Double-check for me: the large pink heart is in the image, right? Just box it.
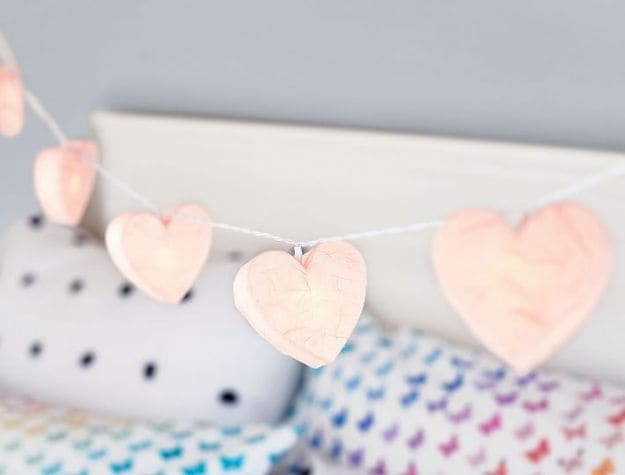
[0,65,24,137]
[432,203,612,373]
[233,241,367,367]
[34,141,98,226]
[106,204,212,303]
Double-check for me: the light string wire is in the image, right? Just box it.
[5,31,625,248]
[0,32,17,66]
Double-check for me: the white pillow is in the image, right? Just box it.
[0,214,302,425]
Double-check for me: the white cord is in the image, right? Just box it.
[0,32,17,66]
[13,51,625,249]
[24,91,68,145]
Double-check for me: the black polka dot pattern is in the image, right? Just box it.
[118,282,135,298]
[181,289,194,303]
[73,232,88,246]
[28,214,44,229]
[79,351,96,368]
[69,279,85,294]
[219,389,239,406]
[227,250,244,262]
[143,362,158,381]
[20,273,36,287]
[29,341,43,358]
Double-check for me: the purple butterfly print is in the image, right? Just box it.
[562,424,586,440]
[514,421,535,441]
[427,397,448,413]
[559,449,584,473]
[482,367,507,381]
[348,449,364,468]
[563,405,584,421]
[522,398,549,413]
[610,394,625,406]
[478,413,502,436]
[516,371,538,387]
[403,463,418,475]
[406,429,425,450]
[381,424,399,443]
[494,391,518,406]
[370,460,387,475]
[475,379,498,391]
[466,447,487,467]
[579,383,603,402]
[450,356,473,370]
[438,434,459,458]
[447,404,472,425]
[537,380,560,392]
[600,430,623,449]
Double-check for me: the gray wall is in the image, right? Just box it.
[2,1,625,229]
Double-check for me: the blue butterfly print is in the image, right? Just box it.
[332,408,348,428]
[400,390,420,408]
[367,386,386,401]
[110,459,133,474]
[345,374,362,391]
[330,439,343,460]
[220,454,245,471]
[160,446,183,460]
[442,373,464,393]
[198,441,221,452]
[424,348,443,365]
[405,372,428,386]
[88,448,108,460]
[129,439,153,452]
[41,462,63,475]
[357,412,375,432]
[376,360,395,377]
[182,462,206,475]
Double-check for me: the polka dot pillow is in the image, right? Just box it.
[0,214,302,425]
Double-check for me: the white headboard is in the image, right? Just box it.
[87,111,625,381]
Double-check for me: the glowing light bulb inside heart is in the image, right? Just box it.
[432,204,612,372]
[155,247,178,270]
[34,141,98,226]
[68,173,82,196]
[105,205,213,303]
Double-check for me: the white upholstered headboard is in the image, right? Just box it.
[87,111,625,381]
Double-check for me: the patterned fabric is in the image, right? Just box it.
[0,395,299,475]
[296,315,625,474]
[0,214,301,425]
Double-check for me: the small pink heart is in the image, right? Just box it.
[0,65,24,137]
[34,140,98,226]
[106,204,212,303]
[233,241,367,367]
[432,203,612,373]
